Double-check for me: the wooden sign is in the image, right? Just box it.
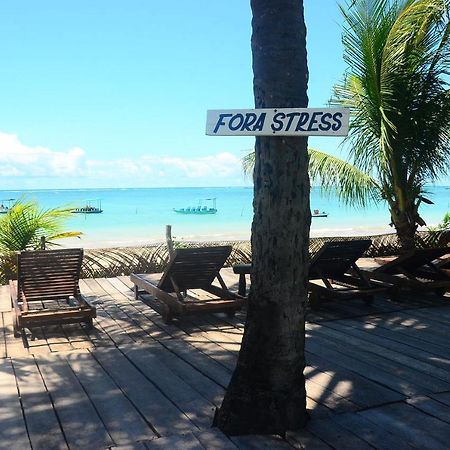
[206,108,349,136]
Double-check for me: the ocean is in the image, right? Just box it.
[1,186,449,248]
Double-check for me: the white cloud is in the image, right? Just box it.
[0,131,245,186]
[0,132,86,177]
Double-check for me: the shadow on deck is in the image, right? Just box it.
[0,268,450,449]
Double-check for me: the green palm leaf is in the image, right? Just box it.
[0,200,82,251]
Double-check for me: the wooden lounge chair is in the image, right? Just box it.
[362,246,450,297]
[308,239,390,308]
[130,246,245,323]
[10,248,96,337]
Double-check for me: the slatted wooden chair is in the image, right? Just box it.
[10,248,96,337]
[130,246,245,323]
[308,239,390,308]
[362,246,450,297]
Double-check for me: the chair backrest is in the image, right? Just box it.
[158,246,232,292]
[377,247,450,274]
[309,239,372,279]
[18,248,83,301]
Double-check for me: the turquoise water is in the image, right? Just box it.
[1,186,449,248]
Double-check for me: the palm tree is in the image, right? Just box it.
[246,0,450,250]
[0,200,82,251]
[325,0,450,249]
[215,0,310,435]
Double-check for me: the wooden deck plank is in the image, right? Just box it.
[157,338,232,389]
[135,340,226,407]
[304,354,404,408]
[308,324,450,393]
[359,315,450,360]
[429,391,450,408]
[88,278,149,342]
[0,358,32,450]
[60,323,94,350]
[120,344,216,430]
[306,416,374,450]
[145,431,204,449]
[65,350,156,445]
[35,352,114,449]
[80,279,137,345]
[328,316,450,368]
[304,377,360,413]
[306,334,426,397]
[103,279,235,394]
[42,325,73,353]
[98,278,174,343]
[286,429,334,449]
[0,284,11,312]
[406,395,450,424]
[329,411,416,450]
[3,311,29,357]
[92,346,197,437]
[310,322,450,388]
[359,402,450,449]
[101,278,193,347]
[12,357,68,450]
[194,429,238,449]
[365,311,450,348]
[0,313,7,358]
[113,277,240,373]
[231,434,293,449]
[4,276,450,448]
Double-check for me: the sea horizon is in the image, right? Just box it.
[1,185,448,248]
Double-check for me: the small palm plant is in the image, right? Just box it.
[0,200,82,251]
[0,199,82,282]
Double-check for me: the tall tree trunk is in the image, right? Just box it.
[215,0,310,435]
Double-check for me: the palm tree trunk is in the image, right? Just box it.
[391,208,418,251]
[215,0,310,435]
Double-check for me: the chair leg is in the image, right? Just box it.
[435,288,448,297]
[309,291,321,310]
[84,317,94,329]
[162,305,173,324]
[134,285,139,300]
[13,316,21,338]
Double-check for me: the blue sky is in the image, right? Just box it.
[0,1,403,188]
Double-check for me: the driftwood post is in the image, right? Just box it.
[165,225,175,259]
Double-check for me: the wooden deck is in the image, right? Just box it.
[1,269,450,449]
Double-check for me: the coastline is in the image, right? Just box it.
[60,222,404,249]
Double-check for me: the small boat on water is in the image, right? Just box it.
[174,198,218,215]
[0,198,15,214]
[312,209,328,218]
[72,199,103,214]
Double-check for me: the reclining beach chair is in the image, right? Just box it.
[10,248,96,337]
[362,247,450,297]
[308,239,390,308]
[130,246,245,323]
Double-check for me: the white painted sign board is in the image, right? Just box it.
[206,108,349,136]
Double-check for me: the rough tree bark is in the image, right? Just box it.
[215,0,310,435]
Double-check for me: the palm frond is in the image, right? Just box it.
[0,199,82,251]
[308,148,381,207]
